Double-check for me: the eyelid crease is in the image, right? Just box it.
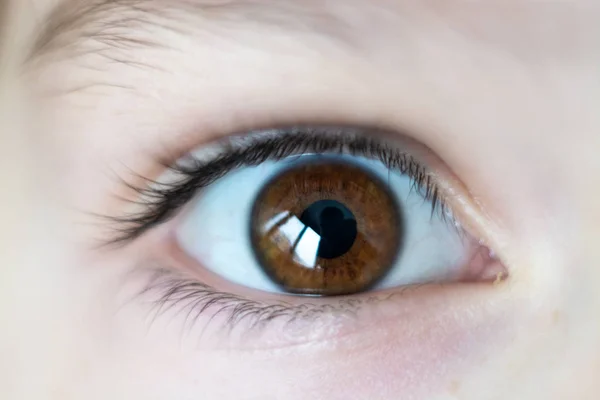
[105,126,452,245]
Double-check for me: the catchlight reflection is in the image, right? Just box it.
[264,212,321,268]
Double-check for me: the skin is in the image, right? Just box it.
[2,0,600,399]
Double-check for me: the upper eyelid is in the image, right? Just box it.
[31,3,512,256]
[105,126,448,244]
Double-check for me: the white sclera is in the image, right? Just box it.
[176,155,468,294]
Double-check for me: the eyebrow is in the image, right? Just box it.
[30,0,349,64]
[28,0,377,91]
[31,0,171,62]
[32,0,588,63]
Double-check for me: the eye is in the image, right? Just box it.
[249,158,401,296]
[167,127,498,297]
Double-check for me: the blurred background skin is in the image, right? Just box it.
[0,2,71,399]
[0,2,45,398]
[1,1,599,400]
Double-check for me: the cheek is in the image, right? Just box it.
[176,311,509,399]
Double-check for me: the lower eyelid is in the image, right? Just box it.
[115,204,509,347]
[125,263,517,400]
[135,267,507,351]
[133,234,507,351]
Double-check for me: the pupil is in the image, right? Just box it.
[299,200,357,259]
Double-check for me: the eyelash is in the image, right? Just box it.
[109,127,450,244]
[137,267,432,336]
[140,268,354,331]
[112,126,460,334]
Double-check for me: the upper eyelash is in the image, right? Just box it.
[107,127,447,244]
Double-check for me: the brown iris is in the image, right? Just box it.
[250,158,402,296]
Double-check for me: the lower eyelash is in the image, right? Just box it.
[139,268,354,332]
[135,267,427,337]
